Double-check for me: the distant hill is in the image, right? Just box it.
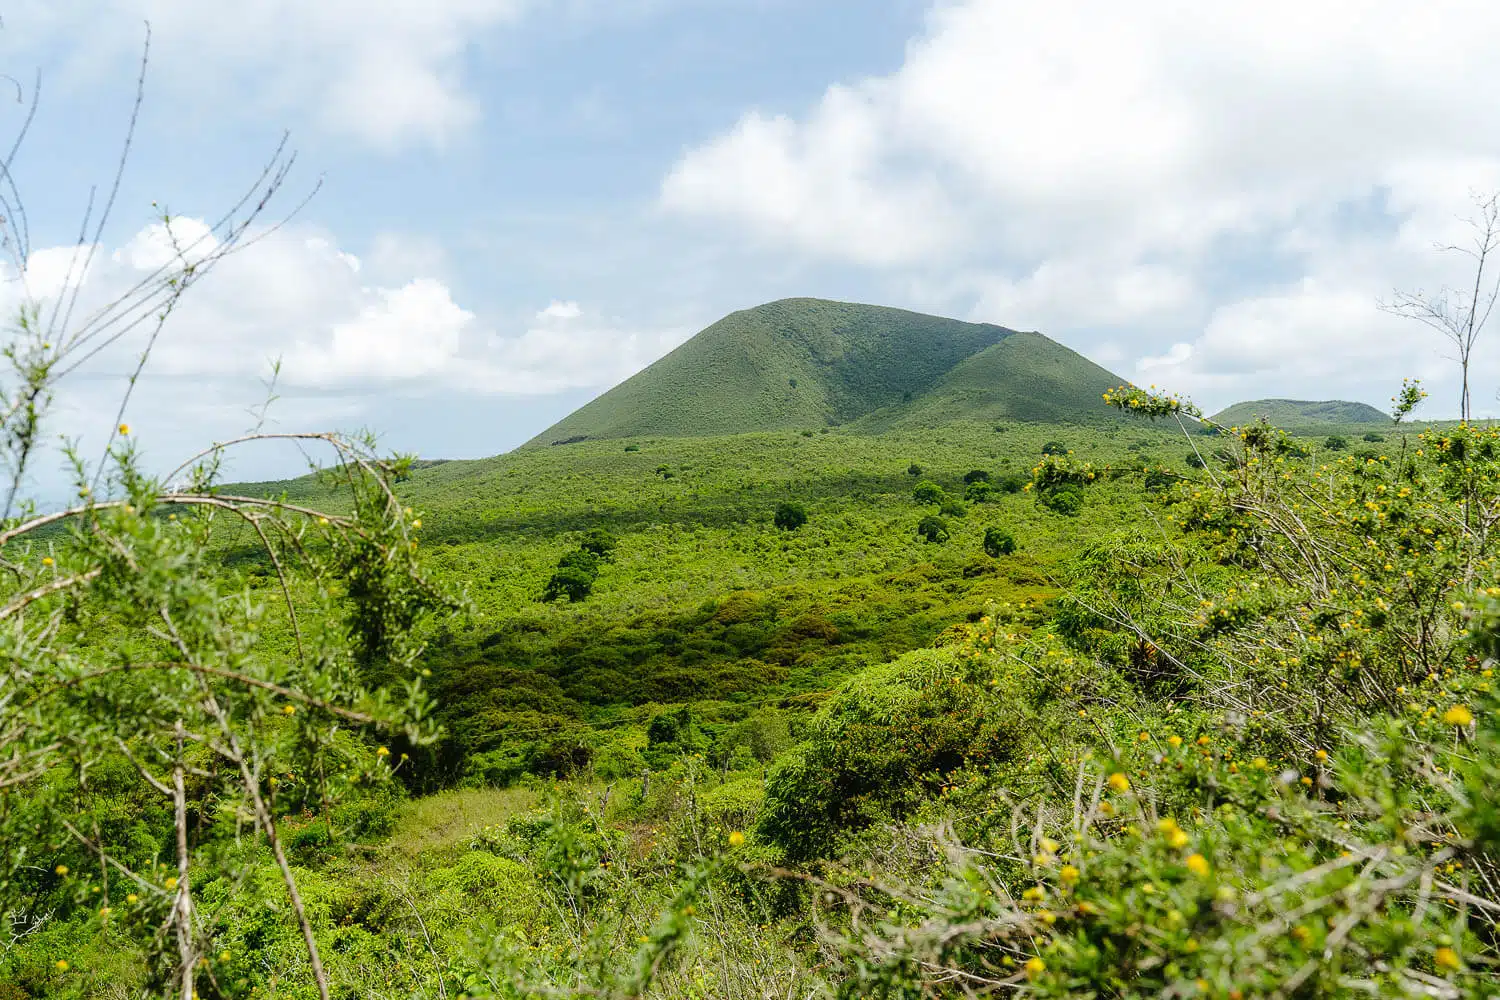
[1210,398,1389,427]
[527,298,1127,445]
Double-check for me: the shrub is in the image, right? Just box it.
[964,480,995,503]
[912,481,946,505]
[997,472,1028,494]
[623,443,639,451]
[1040,485,1082,515]
[982,527,1016,557]
[579,528,617,559]
[1040,441,1068,456]
[542,563,595,603]
[1363,431,1385,442]
[937,497,967,518]
[1324,434,1348,450]
[1185,451,1206,469]
[757,649,1029,860]
[907,463,923,476]
[963,469,990,484]
[773,501,808,531]
[916,515,950,543]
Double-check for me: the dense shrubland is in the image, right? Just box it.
[12,366,1500,998]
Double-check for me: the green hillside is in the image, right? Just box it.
[527,298,1124,445]
[855,331,1129,431]
[1210,397,1389,426]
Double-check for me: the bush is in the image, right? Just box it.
[937,496,967,518]
[1363,431,1385,442]
[916,515,950,543]
[1040,441,1068,456]
[1040,485,1082,515]
[1324,434,1348,450]
[964,480,995,503]
[907,463,923,476]
[997,472,1028,494]
[542,563,595,603]
[757,649,1029,860]
[579,528,617,559]
[963,469,990,484]
[1185,451,1206,469]
[912,481,946,505]
[982,527,1016,557]
[773,501,808,531]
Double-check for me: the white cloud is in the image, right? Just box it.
[538,300,583,321]
[663,0,1500,413]
[7,0,531,149]
[5,219,679,399]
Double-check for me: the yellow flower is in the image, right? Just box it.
[165,877,178,890]
[376,746,390,757]
[1107,772,1131,793]
[1185,853,1210,877]
[1167,828,1190,849]
[1024,957,1046,978]
[41,556,53,566]
[117,423,129,435]
[1058,865,1079,884]
[282,705,296,716]
[1442,705,1474,726]
[1314,749,1328,762]
[727,831,746,848]
[1434,946,1461,971]
[126,893,138,904]
[55,959,68,971]
[1167,735,1183,748]
[54,864,68,876]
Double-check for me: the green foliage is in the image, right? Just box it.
[1210,397,1390,426]
[773,500,808,531]
[1324,433,1349,450]
[758,648,1029,859]
[912,480,945,505]
[983,526,1017,557]
[915,515,950,543]
[963,469,990,484]
[1041,440,1068,456]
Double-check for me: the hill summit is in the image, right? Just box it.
[528,298,1127,445]
[1210,398,1389,427]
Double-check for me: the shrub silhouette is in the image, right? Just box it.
[912,481,945,505]
[1041,440,1068,456]
[982,526,1016,556]
[963,469,990,484]
[773,501,808,531]
[916,515,950,543]
[964,480,995,503]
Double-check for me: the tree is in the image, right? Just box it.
[579,528,617,559]
[912,481,945,505]
[0,31,454,1000]
[1041,441,1068,456]
[1381,191,1500,423]
[916,515,950,543]
[543,563,596,603]
[773,501,807,531]
[964,480,995,503]
[1324,435,1348,451]
[963,469,990,484]
[983,527,1017,557]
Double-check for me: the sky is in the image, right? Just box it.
[4,0,1500,497]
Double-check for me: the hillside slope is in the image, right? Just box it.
[1211,398,1388,426]
[527,299,1123,445]
[855,332,1129,431]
